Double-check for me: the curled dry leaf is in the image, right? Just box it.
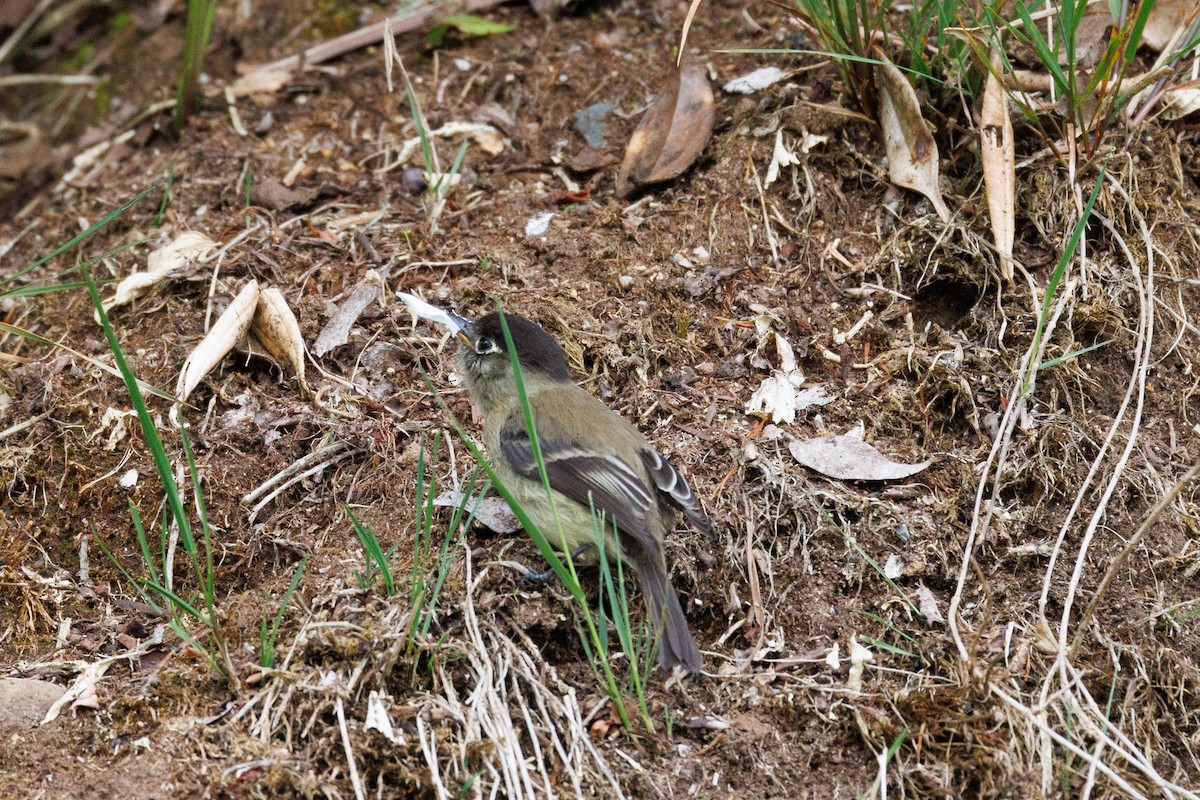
[788,433,933,481]
[176,280,261,404]
[101,231,218,319]
[616,59,714,198]
[871,47,950,222]
[252,287,311,397]
[979,56,1015,281]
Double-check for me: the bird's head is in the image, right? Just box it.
[457,312,571,409]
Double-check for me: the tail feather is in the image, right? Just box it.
[635,556,702,675]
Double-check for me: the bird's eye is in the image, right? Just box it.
[475,336,499,355]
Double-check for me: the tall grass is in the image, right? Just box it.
[80,258,237,687]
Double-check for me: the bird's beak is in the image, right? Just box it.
[449,312,474,348]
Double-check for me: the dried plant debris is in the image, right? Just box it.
[176,281,311,403]
[100,231,217,318]
[872,47,950,222]
[313,270,386,357]
[251,287,310,398]
[616,59,715,198]
[788,430,933,481]
[176,279,260,404]
[979,57,1015,281]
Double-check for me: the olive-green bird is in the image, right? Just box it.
[455,311,710,675]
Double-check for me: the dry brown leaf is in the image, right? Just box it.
[176,280,260,404]
[872,47,950,222]
[615,59,714,198]
[979,58,1015,281]
[251,287,311,397]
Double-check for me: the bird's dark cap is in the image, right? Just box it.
[472,312,571,383]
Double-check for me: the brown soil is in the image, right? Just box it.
[3,1,1200,799]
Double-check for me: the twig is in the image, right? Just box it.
[235,0,506,91]
[335,698,366,800]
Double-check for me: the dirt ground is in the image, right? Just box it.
[3,0,1200,798]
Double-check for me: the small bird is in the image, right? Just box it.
[455,311,711,675]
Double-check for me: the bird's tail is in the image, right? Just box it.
[634,556,702,675]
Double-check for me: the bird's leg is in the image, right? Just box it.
[520,545,592,586]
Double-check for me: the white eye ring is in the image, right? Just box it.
[475,336,500,355]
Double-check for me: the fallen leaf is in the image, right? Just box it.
[847,637,874,692]
[313,271,384,357]
[433,490,521,533]
[825,642,840,670]
[396,122,504,163]
[101,231,218,318]
[251,287,311,397]
[177,280,261,403]
[568,147,618,173]
[979,55,1015,281]
[788,433,933,481]
[616,59,714,198]
[723,66,786,94]
[764,129,800,187]
[872,47,950,222]
[1142,0,1198,52]
[916,583,946,625]
[252,176,318,211]
[364,691,405,744]
[1160,86,1200,119]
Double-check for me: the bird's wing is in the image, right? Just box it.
[638,447,714,536]
[498,412,660,555]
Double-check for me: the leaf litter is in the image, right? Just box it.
[3,1,1200,799]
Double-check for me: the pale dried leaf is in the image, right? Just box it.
[825,642,840,670]
[746,373,803,425]
[101,231,218,318]
[764,129,800,187]
[788,434,933,481]
[251,287,310,397]
[313,271,384,357]
[917,583,946,625]
[396,122,505,163]
[364,691,405,744]
[723,67,786,95]
[1161,86,1200,120]
[616,59,714,197]
[229,68,292,97]
[979,62,1015,280]
[176,280,260,403]
[872,47,950,222]
[884,553,904,580]
[847,637,873,692]
[433,491,521,533]
[1142,0,1196,52]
